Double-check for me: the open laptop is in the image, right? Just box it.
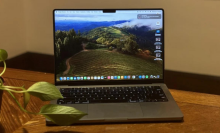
[49,9,183,125]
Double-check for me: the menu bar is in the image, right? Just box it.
[54,10,162,14]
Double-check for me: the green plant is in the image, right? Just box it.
[85,42,98,49]
[108,46,113,51]
[138,49,143,53]
[0,49,87,126]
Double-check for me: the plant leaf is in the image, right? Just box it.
[27,82,63,101]
[22,85,30,109]
[39,104,87,126]
[0,49,8,61]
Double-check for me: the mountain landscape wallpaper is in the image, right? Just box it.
[54,12,163,80]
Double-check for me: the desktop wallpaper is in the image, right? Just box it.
[54,10,164,81]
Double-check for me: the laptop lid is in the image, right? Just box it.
[53,9,164,86]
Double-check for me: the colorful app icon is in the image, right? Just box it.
[124,76,127,79]
[91,76,94,80]
[150,75,153,78]
[87,76,90,80]
[70,77,73,80]
[156,37,161,41]
[111,76,114,79]
[139,75,142,79]
[155,33,161,36]
[154,42,162,45]
[154,49,161,52]
[77,77,80,80]
[156,53,161,57]
[118,76,120,79]
[63,77,66,80]
[114,76,117,79]
[59,77,63,81]
[67,77,70,80]
[132,75,135,79]
[136,75,139,79]
[84,77,87,80]
[121,76,124,79]
[98,76,100,80]
[154,58,162,61]
[104,76,107,79]
[157,75,160,78]
[146,75,149,79]
[142,75,145,79]
[80,77,83,80]
[156,30,160,34]
[101,76,104,79]
[94,76,97,80]
[108,76,111,79]
[128,75,131,79]
[156,45,161,49]
[74,77,77,80]
[156,21,160,25]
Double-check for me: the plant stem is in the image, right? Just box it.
[0,61,6,76]
[7,90,39,114]
[0,61,38,115]
[0,78,3,86]
[0,87,27,93]
[2,86,25,89]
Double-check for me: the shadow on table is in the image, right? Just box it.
[0,123,5,133]
[71,121,184,126]
[23,128,28,133]
[22,128,82,133]
[45,131,83,133]
[47,120,184,127]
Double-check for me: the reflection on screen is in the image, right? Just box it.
[54,10,164,82]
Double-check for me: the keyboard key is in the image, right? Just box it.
[59,86,168,104]
[90,99,127,103]
[158,99,168,102]
[62,93,71,97]
[66,101,73,104]
[57,99,65,104]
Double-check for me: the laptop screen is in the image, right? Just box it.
[54,9,164,83]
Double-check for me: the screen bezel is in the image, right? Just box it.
[53,8,165,86]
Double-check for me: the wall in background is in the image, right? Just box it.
[23,0,220,76]
[1,0,220,76]
[0,0,26,58]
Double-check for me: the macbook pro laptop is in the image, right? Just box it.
[49,9,183,125]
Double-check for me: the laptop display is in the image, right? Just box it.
[54,9,164,82]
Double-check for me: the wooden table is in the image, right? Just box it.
[0,67,220,133]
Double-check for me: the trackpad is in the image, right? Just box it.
[88,103,143,119]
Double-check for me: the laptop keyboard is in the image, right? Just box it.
[57,86,168,104]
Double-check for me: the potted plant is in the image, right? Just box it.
[0,49,87,126]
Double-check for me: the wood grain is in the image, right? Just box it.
[0,67,220,133]
[0,67,50,133]
[0,78,49,133]
[13,103,220,133]
[170,89,220,108]
[0,67,54,83]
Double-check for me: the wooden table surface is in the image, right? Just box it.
[0,67,220,133]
